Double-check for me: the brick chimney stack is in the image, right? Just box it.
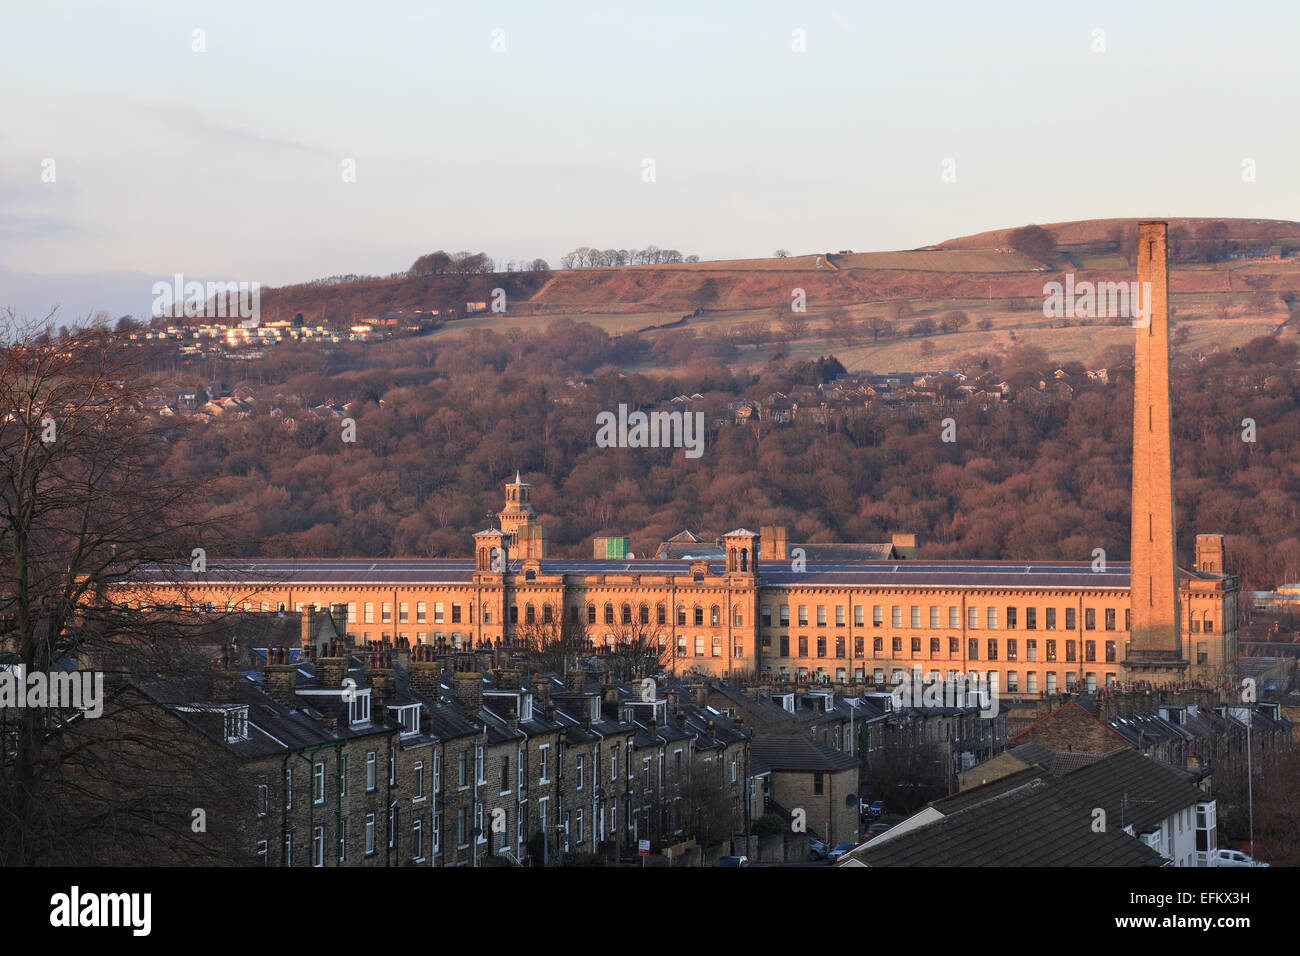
[330,603,349,642]
[410,643,441,698]
[300,607,321,651]
[393,636,412,671]
[453,669,484,716]
[566,669,586,694]
[317,639,349,690]
[262,645,298,708]
[365,648,396,708]
[209,643,241,702]
[495,668,522,691]
[533,676,551,707]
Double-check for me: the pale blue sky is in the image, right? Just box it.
[2,0,1298,320]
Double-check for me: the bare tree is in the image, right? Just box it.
[600,613,667,682]
[0,315,251,865]
[510,611,591,674]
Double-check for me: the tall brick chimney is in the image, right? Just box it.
[410,643,441,698]
[566,669,586,694]
[1127,220,1186,679]
[495,668,522,690]
[262,645,298,708]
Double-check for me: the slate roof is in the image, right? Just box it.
[751,735,859,773]
[1008,741,1111,776]
[128,557,1200,591]
[848,776,1165,867]
[932,767,1046,814]
[132,673,395,761]
[1060,748,1205,835]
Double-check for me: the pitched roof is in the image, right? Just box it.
[1008,741,1112,776]
[1060,748,1205,835]
[849,776,1165,867]
[751,735,859,773]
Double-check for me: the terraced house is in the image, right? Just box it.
[113,623,754,865]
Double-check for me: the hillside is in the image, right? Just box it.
[254,217,1300,371]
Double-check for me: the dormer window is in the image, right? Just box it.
[520,694,533,722]
[394,705,420,736]
[349,690,371,726]
[224,706,249,742]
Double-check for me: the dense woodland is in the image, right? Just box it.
[143,318,1300,599]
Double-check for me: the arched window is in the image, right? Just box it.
[482,604,492,625]
[587,604,596,625]
[524,568,536,582]
[677,605,686,626]
[604,604,614,625]
[710,605,720,627]
[694,605,704,627]
[542,603,553,624]
[639,604,650,625]
[657,604,666,626]
[622,604,632,625]
[525,603,535,625]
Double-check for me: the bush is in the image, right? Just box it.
[752,813,785,837]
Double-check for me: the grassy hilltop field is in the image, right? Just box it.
[260,217,1300,373]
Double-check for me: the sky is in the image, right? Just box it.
[2,0,1299,322]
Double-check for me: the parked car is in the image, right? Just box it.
[1216,849,1268,867]
[827,842,857,863]
[714,855,749,867]
[864,823,893,841]
[868,800,884,818]
[808,837,829,860]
